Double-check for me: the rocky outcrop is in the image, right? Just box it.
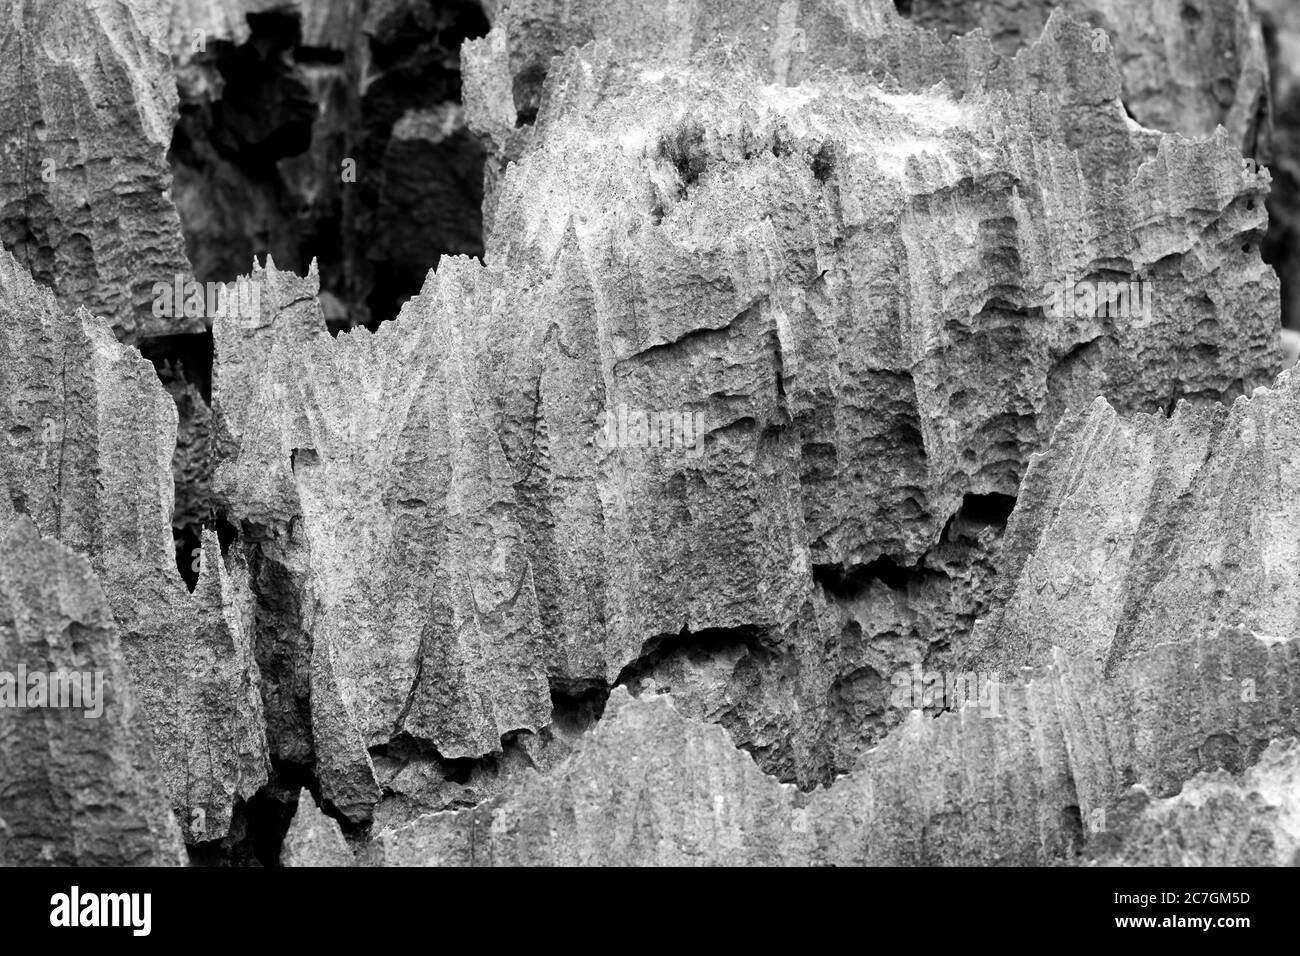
[470,0,1271,153]
[0,519,187,867]
[374,620,1299,865]
[899,0,1270,155]
[0,0,195,340]
[971,369,1300,675]
[463,0,1271,222]
[0,246,267,844]
[372,689,817,866]
[280,788,353,866]
[1092,737,1300,867]
[211,10,1278,823]
[2,0,1293,868]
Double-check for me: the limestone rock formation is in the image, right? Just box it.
[0,519,187,867]
[374,620,1299,866]
[211,8,1280,825]
[0,245,268,844]
[900,0,1271,154]
[0,0,196,340]
[470,0,1270,153]
[1,0,1295,870]
[280,788,353,866]
[971,369,1300,675]
[464,0,1271,223]
[1092,737,1300,867]
[372,689,817,866]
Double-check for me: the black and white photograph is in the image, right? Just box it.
[0,0,1295,936]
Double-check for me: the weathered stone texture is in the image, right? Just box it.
[972,369,1300,675]
[0,246,267,843]
[1092,737,1300,867]
[0,0,195,340]
[374,623,1298,865]
[213,11,1278,820]
[0,519,187,866]
[280,788,354,866]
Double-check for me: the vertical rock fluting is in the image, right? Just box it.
[463,0,1272,220]
[971,370,1300,677]
[372,627,1299,865]
[0,0,196,340]
[0,246,268,846]
[1,0,1295,867]
[898,0,1271,155]
[211,8,1279,825]
[0,518,187,866]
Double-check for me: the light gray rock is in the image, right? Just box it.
[972,368,1300,675]
[214,11,1278,817]
[0,0,196,340]
[1093,738,1300,867]
[280,788,354,866]
[0,518,187,866]
[0,245,268,843]
[900,0,1270,155]
[375,624,1299,865]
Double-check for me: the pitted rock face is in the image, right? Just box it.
[0,0,195,340]
[0,518,187,867]
[973,369,1300,675]
[0,246,268,844]
[372,631,1300,866]
[213,15,1278,813]
[0,0,1294,868]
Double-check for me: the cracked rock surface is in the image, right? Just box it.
[0,245,267,846]
[211,9,1280,824]
[1,0,1298,868]
[0,0,195,340]
[0,519,186,866]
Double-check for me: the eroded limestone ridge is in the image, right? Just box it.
[1092,737,1300,867]
[0,0,195,339]
[899,0,1271,155]
[211,11,1279,822]
[973,368,1300,676]
[0,0,1292,867]
[371,623,1298,866]
[0,246,267,844]
[0,518,186,867]
[463,0,1270,221]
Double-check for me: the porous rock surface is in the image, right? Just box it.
[0,0,1296,867]
[211,9,1279,829]
[0,518,187,866]
[280,788,353,866]
[0,0,196,340]
[0,245,267,845]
